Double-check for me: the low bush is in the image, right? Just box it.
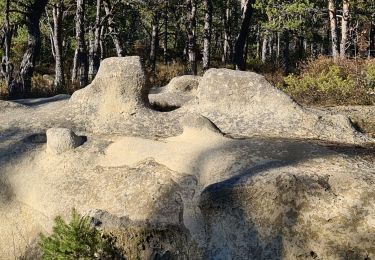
[365,61,375,89]
[281,57,375,105]
[39,209,122,259]
[0,79,8,99]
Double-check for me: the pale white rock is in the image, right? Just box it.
[187,68,371,144]
[46,128,83,154]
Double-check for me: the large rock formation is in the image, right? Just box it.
[188,68,370,144]
[0,57,374,259]
[70,56,148,118]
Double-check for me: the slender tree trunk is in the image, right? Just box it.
[328,0,339,62]
[340,0,350,59]
[261,34,268,63]
[297,36,304,60]
[276,31,280,62]
[268,34,273,59]
[234,0,254,70]
[89,0,102,81]
[255,26,260,59]
[163,1,168,64]
[72,0,88,88]
[222,0,232,64]
[2,0,14,94]
[103,0,124,57]
[369,14,374,58]
[281,30,290,74]
[52,2,64,93]
[100,26,105,60]
[150,12,159,72]
[203,0,212,71]
[311,32,319,58]
[186,0,197,75]
[12,0,48,97]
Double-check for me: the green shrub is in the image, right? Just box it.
[39,209,121,259]
[284,65,355,96]
[281,57,374,105]
[365,62,375,89]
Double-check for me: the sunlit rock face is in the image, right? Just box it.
[0,56,374,259]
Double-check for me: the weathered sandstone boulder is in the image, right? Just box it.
[149,75,201,108]
[46,128,83,154]
[70,56,147,118]
[188,68,371,144]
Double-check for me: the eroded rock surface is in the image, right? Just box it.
[0,57,374,259]
[149,75,201,109]
[188,69,370,144]
[46,128,84,154]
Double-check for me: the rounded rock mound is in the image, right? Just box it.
[189,68,371,144]
[46,128,83,154]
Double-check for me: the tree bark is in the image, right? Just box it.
[203,0,212,71]
[328,0,339,62]
[51,2,64,93]
[369,13,374,58]
[12,0,48,97]
[281,30,290,74]
[186,0,197,75]
[222,0,232,64]
[72,0,88,88]
[234,0,254,71]
[311,32,319,58]
[89,0,102,81]
[103,0,124,57]
[163,1,168,64]
[1,0,14,94]
[297,36,304,60]
[150,12,159,72]
[261,33,268,63]
[340,0,349,59]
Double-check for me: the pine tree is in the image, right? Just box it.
[39,209,121,259]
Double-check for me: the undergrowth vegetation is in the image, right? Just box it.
[279,57,375,105]
[39,209,122,259]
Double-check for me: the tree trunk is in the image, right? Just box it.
[12,0,48,97]
[186,0,197,75]
[311,33,319,58]
[203,0,212,71]
[163,1,168,64]
[281,30,290,74]
[222,0,232,64]
[234,0,254,71]
[340,0,349,59]
[261,34,268,63]
[276,31,281,62]
[328,0,339,62]
[369,14,374,58]
[100,26,106,60]
[297,36,304,60]
[72,0,88,88]
[150,12,159,72]
[1,0,14,94]
[103,0,124,57]
[89,0,102,81]
[52,2,64,93]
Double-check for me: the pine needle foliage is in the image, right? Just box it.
[39,209,120,259]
